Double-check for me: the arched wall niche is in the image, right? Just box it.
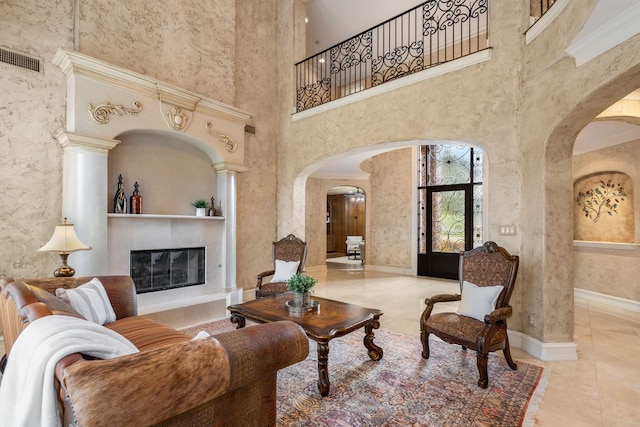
[109,129,221,216]
[573,171,634,242]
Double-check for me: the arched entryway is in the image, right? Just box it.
[540,67,640,344]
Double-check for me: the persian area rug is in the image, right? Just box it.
[182,320,546,427]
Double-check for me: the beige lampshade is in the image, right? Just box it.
[38,218,92,253]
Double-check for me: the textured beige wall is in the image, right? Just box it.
[572,140,640,300]
[79,0,236,105]
[233,0,279,290]
[0,0,73,277]
[369,149,413,268]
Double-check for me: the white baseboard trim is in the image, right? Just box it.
[574,288,640,312]
[509,330,578,361]
[509,288,640,361]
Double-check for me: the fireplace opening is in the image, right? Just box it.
[131,247,205,294]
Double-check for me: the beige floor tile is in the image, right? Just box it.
[317,262,638,426]
[535,379,604,424]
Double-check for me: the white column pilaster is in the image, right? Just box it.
[55,131,120,276]
[214,162,248,291]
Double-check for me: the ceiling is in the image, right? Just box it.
[303,0,640,180]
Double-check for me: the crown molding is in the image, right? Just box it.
[566,2,640,67]
[53,48,253,123]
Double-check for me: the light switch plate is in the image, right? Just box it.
[499,225,517,236]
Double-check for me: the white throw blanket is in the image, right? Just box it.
[0,315,139,427]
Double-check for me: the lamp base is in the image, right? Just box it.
[54,253,76,277]
[54,266,75,277]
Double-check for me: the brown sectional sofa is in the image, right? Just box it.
[0,275,309,426]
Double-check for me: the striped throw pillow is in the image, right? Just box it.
[56,278,117,325]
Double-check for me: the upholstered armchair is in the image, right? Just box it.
[420,241,519,388]
[345,236,363,259]
[256,234,308,298]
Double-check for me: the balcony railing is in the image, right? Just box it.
[530,0,558,25]
[295,0,489,113]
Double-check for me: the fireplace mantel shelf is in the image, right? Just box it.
[108,213,224,220]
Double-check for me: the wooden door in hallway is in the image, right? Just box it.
[327,189,365,254]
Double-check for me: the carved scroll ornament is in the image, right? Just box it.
[206,122,237,152]
[88,101,143,124]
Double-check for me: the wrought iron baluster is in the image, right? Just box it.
[295,0,489,112]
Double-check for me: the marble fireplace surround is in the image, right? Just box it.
[52,48,252,314]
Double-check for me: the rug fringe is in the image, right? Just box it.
[522,367,550,427]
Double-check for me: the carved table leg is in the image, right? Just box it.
[317,341,330,397]
[364,318,383,361]
[230,314,246,329]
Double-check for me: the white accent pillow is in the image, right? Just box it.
[192,331,211,340]
[456,281,504,322]
[56,277,117,325]
[270,260,300,283]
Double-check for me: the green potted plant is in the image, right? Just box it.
[191,199,209,216]
[287,273,318,308]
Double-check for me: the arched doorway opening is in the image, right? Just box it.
[541,72,640,344]
[326,186,366,266]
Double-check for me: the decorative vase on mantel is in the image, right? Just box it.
[130,181,142,214]
[113,174,127,213]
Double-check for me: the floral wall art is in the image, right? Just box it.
[573,172,634,242]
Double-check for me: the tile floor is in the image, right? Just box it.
[317,261,640,426]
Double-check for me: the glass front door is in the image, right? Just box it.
[418,145,483,279]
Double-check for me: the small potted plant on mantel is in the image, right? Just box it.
[191,199,209,217]
[286,273,318,310]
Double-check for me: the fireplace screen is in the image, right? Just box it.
[130,247,205,294]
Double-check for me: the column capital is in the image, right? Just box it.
[213,162,249,174]
[54,130,120,155]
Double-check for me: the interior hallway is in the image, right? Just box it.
[313,263,640,426]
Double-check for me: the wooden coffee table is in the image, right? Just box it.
[227,293,383,396]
